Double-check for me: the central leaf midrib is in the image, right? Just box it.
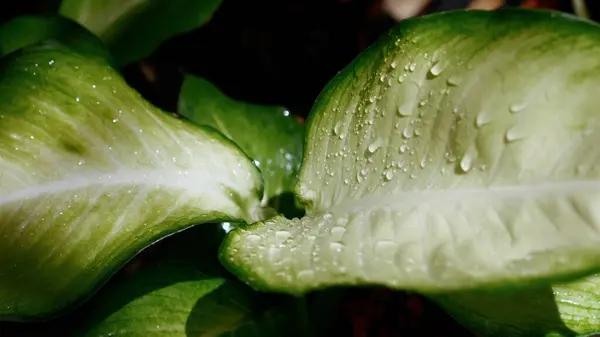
[321,179,600,215]
[0,169,226,204]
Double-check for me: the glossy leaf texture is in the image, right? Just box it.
[77,261,308,337]
[59,0,222,65]
[178,76,304,206]
[221,9,600,294]
[435,274,600,337]
[0,41,263,320]
[0,14,113,64]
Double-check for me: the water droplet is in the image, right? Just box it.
[383,169,394,181]
[475,111,491,127]
[391,61,397,69]
[331,226,346,240]
[75,97,80,102]
[368,138,383,153]
[360,168,368,176]
[509,101,527,113]
[330,242,344,253]
[402,128,414,139]
[505,125,526,142]
[408,63,417,72]
[397,104,412,117]
[460,155,473,172]
[268,247,282,262]
[112,118,119,123]
[398,75,405,83]
[297,270,315,282]
[275,230,291,241]
[429,60,445,76]
[374,240,396,258]
[446,76,461,86]
[333,121,343,136]
[246,234,261,243]
[452,107,459,115]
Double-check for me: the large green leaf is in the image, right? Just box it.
[435,275,600,337]
[0,41,263,320]
[0,14,113,63]
[178,76,304,207]
[221,9,600,294]
[59,0,222,65]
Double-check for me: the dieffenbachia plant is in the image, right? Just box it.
[59,0,223,65]
[0,35,265,320]
[221,8,600,295]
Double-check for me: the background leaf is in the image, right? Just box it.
[0,14,113,63]
[221,9,600,295]
[434,274,600,337]
[0,41,262,320]
[77,224,311,337]
[59,0,223,65]
[178,76,304,217]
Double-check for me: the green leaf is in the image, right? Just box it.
[434,275,600,337]
[77,260,310,337]
[178,76,304,214]
[221,9,600,294]
[0,41,263,320]
[0,14,113,63]
[59,0,223,65]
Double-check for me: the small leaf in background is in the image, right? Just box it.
[0,14,113,63]
[179,76,304,217]
[435,274,600,337]
[0,40,263,320]
[77,261,311,337]
[59,0,223,65]
[221,9,600,295]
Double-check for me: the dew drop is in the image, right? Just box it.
[246,234,261,243]
[398,75,405,83]
[297,270,315,282]
[459,154,473,172]
[391,61,397,69]
[374,240,396,258]
[331,226,346,240]
[446,76,461,86]
[475,112,491,127]
[429,60,445,76]
[509,101,527,113]
[330,242,344,253]
[408,63,417,72]
[505,126,525,142]
[383,169,394,181]
[402,128,414,139]
[397,104,412,117]
[368,138,383,153]
[333,121,343,136]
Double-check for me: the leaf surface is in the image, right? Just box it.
[0,41,262,320]
[221,9,600,294]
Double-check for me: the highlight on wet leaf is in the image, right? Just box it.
[221,8,600,295]
[178,76,304,214]
[59,0,223,65]
[434,274,600,337]
[0,40,263,320]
